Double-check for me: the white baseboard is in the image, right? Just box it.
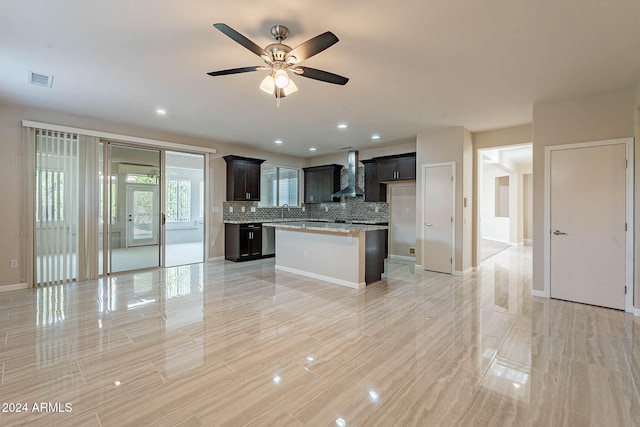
[482,237,511,244]
[275,265,365,289]
[453,267,474,276]
[0,283,29,292]
[207,256,225,262]
[523,239,533,245]
[531,289,546,298]
[632,307,640,317]
[389,254,416,262]
[414,264,423,272]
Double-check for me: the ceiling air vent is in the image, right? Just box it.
[28,71,54,88]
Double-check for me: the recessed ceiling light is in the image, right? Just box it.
[274,140,283,145]
[371,134,380,140]
[337,123,348,129]
[309,147,317,152]
[156,109,166,115]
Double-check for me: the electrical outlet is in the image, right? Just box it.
[302,206,305,212]
[325,206,328,212]
[10,259,18,268]
[250,207,256,212]
[375,206,379,213]
[409,248,415,255]
[229,206,233,213]
[241,206,245,212]
[211,206,220,213]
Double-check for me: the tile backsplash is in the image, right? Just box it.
[223,196,389,223]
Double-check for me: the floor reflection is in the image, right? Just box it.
[2,246,638,426]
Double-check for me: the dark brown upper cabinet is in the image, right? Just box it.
[223,155,265,201]
[302,164,342,203]
[362,153,416,202]
[362,159,382,202]
[376,155,416,181]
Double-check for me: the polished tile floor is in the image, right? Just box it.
[0,246,638,426]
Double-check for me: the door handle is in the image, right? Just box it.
[162,213,166,226]
[426,223,433,227]
[553,230,568,235]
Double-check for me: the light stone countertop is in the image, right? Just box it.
[262,221,388,233]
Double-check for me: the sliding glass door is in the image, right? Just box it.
[31,126,207,286]
[105,145,161,273]
[164,151,205,267]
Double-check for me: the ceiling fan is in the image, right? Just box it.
[207,23,349,100]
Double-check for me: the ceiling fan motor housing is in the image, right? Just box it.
[270,25,289,41]
[265,43,292,62]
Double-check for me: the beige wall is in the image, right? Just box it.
[416,126,472,273]
[463,128,473,270]
[523,174,533,242]
[635,83,640,308]
[308,140,416,167]
[387,183,416,259]
[0,102,307,287]
[532,88,635,295]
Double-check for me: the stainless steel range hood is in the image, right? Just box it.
[332,150,364,198]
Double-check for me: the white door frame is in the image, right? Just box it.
[543,137,634,313]
[125,184,160,247]
[421,162,456,274]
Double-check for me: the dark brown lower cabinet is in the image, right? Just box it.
[225,223,262,261]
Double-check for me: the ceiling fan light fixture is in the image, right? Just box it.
[260,75,275,94]
[274,69,290,89]
[282,78,298,96]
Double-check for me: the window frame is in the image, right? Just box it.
[259,163,302,207]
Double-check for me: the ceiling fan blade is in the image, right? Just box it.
[207,66,262,77]
[286,31,339,63]
[294,66,349,85]
[213,23,266,57]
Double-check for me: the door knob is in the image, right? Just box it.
[426,223,433,227]
[553,230,568,235]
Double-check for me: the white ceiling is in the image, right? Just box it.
[2,1,640,157]
[482,145,532,168]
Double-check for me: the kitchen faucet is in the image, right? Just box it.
[281,204,289,219]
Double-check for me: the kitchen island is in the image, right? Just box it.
[262,221,388,289]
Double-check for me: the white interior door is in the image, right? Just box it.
[423,164,454,273]
[550,144,626,309]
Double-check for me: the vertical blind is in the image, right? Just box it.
[32,129,100,287]
[35,130,79,286]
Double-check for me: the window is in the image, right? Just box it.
[36,169,65,222]
[260,164,300,207]
[126,173,158,185]
[166,178,191,222]
[495,175,509,218]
